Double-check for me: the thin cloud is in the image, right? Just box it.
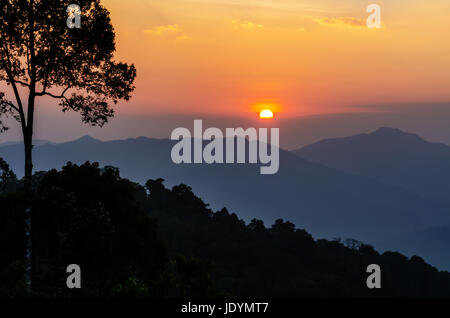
[144,24,181,36]
[175,35,192,42]
[232,20,263,30]
[144,24,192,42]
[315,17,366,29]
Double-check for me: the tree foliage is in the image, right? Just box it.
[143,178,450,297]
[0,0,136,289]
[0,162,166,297]
[2,163,450,297]
[0,157,16,191]
[0,0,136,129]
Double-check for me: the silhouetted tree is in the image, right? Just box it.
[0,189,25,297]
[3,167,450,297]
[0,0,136,288]
[0,157,16,191]
[30,162,166,296]
[143,178,450,297]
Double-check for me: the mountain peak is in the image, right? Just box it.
[372,127,403,135]
[369,127,424,142]
[74,135,100,143]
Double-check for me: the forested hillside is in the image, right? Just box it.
[1,161,450,297]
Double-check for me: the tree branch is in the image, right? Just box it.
[0,99,20,114]
[0,22,26,128]
[16,80,30,87]
[36,86,70,101]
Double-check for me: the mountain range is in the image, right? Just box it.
[293,127,450,270]
[294,127,450,207]
[1,128,450,269]
[0,139,52,148]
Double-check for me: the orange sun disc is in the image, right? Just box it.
[259,109,274,119]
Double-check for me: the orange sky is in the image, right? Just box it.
[98,1,450,117]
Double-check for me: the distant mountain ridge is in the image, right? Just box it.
[293,127,450,270]
[0,139,53,148]
[293,127,450,207]
[1,131,450,270]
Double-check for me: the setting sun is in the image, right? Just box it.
[260,109,274,119]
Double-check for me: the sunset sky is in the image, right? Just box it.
[1,0,450,146]
[102,0,450,117]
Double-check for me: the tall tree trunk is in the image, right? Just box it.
[23,128,33,291]
[25,2,37,286]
